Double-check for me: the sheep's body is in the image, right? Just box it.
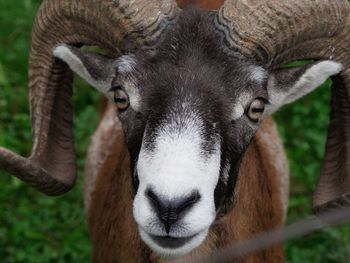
[84,104,289,262]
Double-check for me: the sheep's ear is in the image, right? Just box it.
[53,44,116,100]
[265,60,343,114]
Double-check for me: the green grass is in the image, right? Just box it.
[0,1,349,262]
[276,82,350,263]
[0,1,95,262]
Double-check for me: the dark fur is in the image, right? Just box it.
[115,8,268,210]
[82,4,289,262]
[86,110,287,262]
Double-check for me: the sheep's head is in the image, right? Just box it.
[1,0,350,259]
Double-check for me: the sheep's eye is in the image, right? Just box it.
[112,86,129,111]
[247,98,265,122]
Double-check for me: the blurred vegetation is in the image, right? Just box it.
[0,0,349,262]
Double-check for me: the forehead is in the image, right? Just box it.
[114,7,269,119]
[131,57,267,111]
[114,6,269,108]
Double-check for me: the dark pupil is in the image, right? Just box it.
[114,96,126,104]
[252,107,264,113]
[112,85,127,105]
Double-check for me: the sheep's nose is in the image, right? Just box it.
[146,188,201,234]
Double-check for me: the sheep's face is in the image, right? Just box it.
[53,7,343,260]
[53,10,268,257]
[102,10,269,258]
[112,42,268,258]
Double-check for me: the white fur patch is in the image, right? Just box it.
[231,104,245,120]
[122,79,141,111]
[133,113,221,258]
[53,45,113,100]
[221,163,230,184]
[117,55,136,74]
[249,66,267,83]
[283,61,343,104]
[232,92,253,120]
[266,60,343,114]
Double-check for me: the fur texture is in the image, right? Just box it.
[85,109,288,262]
[58,7,341,260]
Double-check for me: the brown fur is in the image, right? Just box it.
[85,1,288,262]
[85,104,288,263]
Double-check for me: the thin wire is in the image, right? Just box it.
[177,207,350,263]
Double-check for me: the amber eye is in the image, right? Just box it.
[112,86,129,111]
[247,98,265,122]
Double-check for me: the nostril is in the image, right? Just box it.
[146,188,163,212]
[176,191,201,214]
[145,188,201,234]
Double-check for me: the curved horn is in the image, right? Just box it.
[0,0,179,196]
[176,0,224,10]
[215,0,350,211]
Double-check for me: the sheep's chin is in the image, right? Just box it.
[139,228,209,259]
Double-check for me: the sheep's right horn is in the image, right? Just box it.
[215,0,350,211]
[0,0,179,196]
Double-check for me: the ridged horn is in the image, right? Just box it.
[215,0,350,211]
[0,0,179,196]
[176,0,224,10]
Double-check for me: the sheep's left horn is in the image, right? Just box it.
[215,0,350,211]
[0,0,179,196]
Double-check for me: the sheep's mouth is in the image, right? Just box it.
[150,234,197,249]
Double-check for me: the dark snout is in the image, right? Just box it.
[146,188,201,233]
